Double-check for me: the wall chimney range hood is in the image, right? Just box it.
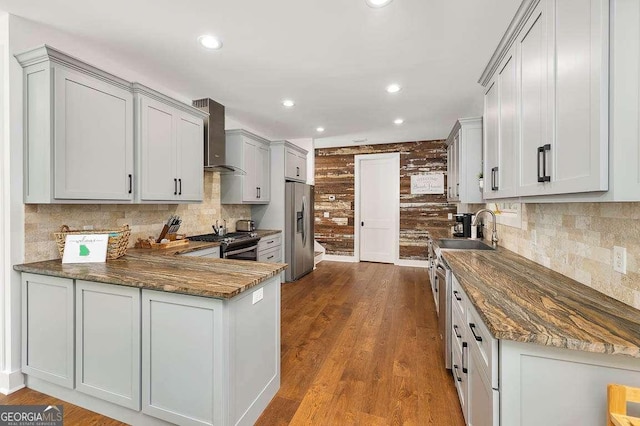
[192,98,246,175]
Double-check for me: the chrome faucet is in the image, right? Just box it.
[472,208,499,246]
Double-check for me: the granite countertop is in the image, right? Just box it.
[128,240,222,256]
[255,229,282,238]
[440,245,640,358]
[14,255,287,299]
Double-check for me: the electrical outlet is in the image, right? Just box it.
[613,246,627,274]
[323,212,330,218]
[83,225,94,230]
[252,287,264,304]
[447,213,453,220]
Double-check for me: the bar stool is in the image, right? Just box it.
[608,384,640,426]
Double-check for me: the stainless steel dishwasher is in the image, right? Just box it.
[435,257,452,370]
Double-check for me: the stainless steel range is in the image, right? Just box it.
[189,232,260,260]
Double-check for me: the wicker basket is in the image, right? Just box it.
[54,224,131,260]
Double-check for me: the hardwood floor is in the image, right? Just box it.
[256,261,464,425]
[0,261,464,426]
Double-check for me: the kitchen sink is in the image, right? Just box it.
[436,239,496,250]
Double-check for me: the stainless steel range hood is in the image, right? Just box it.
[192,98,246,175]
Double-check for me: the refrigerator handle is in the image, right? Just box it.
[301,195,307,247]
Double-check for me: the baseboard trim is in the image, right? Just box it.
[0,370,25,395]
[395,259,429,268]
[323,255,358,263]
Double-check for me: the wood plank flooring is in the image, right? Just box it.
[0,261,464,426]
[256,261,464,425]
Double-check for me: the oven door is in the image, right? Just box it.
[224,244,258,261]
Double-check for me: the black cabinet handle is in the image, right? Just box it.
[267,255,274,260]
[256,187,260,198]
[258,187,261,198]
[491,167,499,191]
[469,323,483,342]
[128,174,132,194]
[462,342,468,373]
[174,178,178,195]
[453,324,461,339]
[453,364,462,382]
[361,221,364,226]
[296,166,300,177]
[537,144,551,182]
[456,183,459,197]
[178,178,182,195]
[453,290,462,301]
[448,187,451,198]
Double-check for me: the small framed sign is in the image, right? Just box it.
[62,234,109,264]
[411,173,445,194]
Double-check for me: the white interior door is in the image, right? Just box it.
[357,153,399,263]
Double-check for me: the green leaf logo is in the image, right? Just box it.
[79,245,90,256]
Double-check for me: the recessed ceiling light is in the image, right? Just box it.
[394,118,404,125]
[198,35,223,50]
[316,127,325,133]
[386,83,402,93]
[282,99,295,108]
[366,0,393,8]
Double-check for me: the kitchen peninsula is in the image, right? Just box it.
[14,254,287,426]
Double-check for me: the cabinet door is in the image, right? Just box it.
[453,134,460,200]
[497,49,518,197]
[483,79,500,199]
[242,139,258,202]
[297,152,307,182]
[468,347,499,426]
[53,67,133,201]
[285,148,299,180]
[142,290,223,426]
[517,2,551,195]
[549,0,608,194]
[139,97,177,201]
[76,281,140,410]
[21,274,75,389]
[256,144,270,202]
[176,112,204,202]
[447,143,458,201]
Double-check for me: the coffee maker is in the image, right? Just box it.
[453,213,473,238]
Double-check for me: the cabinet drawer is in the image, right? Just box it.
[180,246,221,258]
[258,246,281,263]
[467,303,498,388]
[451,274,465,319]
[451,303,466,354]
[258,234,281,251]
[452,336,468,422]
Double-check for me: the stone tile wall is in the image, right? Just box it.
[495,203,640,309]
[24,172,251,262]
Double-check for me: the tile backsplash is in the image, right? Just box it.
[24,172,251,262]
[496,203,640,309]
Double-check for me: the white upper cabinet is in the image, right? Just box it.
[17,45,134,203]
[484,47,518,199]
[285,145,308,183]
[221,130,271,204]
[447,118,483,204]
[16,45,207,204]
[134,84,206,203]
[480,0,609,200]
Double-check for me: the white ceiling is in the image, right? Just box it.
[0,0,519,145]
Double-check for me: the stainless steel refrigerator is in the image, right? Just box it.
[285,182,314,281]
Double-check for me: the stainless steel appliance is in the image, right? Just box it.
[236,220,256,232]
[192,98,245,175]
[434,246,452,370]
[188,231,260,260]
[285,182,314,281]
[453,213,473,237]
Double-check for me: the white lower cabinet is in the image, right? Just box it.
[451,277,498,426]
[76,281,141,410]
[21,273,75,389]
[142,290,223,426]
[258,233,282,263]
[20,272,281,426]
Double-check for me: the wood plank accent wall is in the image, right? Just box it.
[315,141,456,260]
